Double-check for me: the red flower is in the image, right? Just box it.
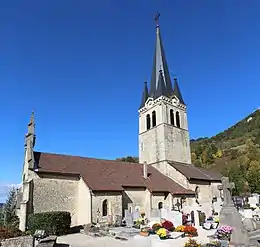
[162,220,175,231]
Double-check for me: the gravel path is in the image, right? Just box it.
[57,228,216,247]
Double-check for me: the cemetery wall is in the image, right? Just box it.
[32,173,79,225]
[92,191,122,223]
[0,236,33,247]
[77,178,92,225]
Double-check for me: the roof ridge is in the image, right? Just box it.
[34,150,141,165]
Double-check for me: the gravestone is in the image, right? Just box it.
[218,177,250,246]
[168,210,182,227]
[160,208,167,219]
[213,197,222,214]
[125,210,134,227]
[132,209,141,222]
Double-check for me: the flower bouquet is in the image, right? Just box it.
[184,238,201,247]
[215,225,233,241]
[175,225,185,232]
[140,227,150,237]
[161,220,175,232]
[151,223,161,234]
[156,227,169,240]
[184,226,198,237]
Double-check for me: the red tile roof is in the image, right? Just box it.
[34,152,194,195]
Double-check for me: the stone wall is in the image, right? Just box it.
[151,192,172,209]
[122,188,146,212]
[33,173,79,225]
[0,236,33,247]
[139,96,191,165]
[92,192,122,223]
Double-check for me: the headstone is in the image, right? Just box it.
[218,177,250,246]
[160,208,167,219]
[125,210,134,227]
[213,197,222,214]
[243,218,257,232]
[167,210,182,227]
[249,195,258,208]
[133,210,141,221]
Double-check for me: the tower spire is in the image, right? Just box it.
[139,82,149,109]
[173,77,185,105]
[150,13,173,98]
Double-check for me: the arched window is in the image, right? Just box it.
[170,109,174,125]
[176,111,181,128]
[152,111,156,127]
[102,199,108,216]
[158,202,163,209]
[146,114,151,130]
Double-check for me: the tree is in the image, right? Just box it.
[116,156,139,163]
[3,187,18,227]
[246,160,260,193]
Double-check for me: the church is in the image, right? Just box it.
[16,16,221,231]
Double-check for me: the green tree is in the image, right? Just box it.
[3,187,18,227]
[116,156,139,163]
[247,160,260,193]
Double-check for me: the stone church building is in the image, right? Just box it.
[16,18,221,231]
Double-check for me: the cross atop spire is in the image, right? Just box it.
[149,13,173,99]
[154,12,160,27]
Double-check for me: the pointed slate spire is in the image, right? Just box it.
[139,82,149,109]
[150,13,173,98]
[173,77,185,105]
[154,69,168,98]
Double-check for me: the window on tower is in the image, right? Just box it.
[176,111,181,128]
[152,111,156,127]
[146,114,151,130]
[170,109,174,125]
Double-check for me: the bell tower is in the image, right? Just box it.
[138,13,191,165]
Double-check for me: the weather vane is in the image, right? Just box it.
[154,12,160,27]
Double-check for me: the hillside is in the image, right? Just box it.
[191,109,260,195]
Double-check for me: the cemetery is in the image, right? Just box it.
[3,176,260,247]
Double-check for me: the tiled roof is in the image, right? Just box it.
[34,152,194,195]
[168,161,222,181]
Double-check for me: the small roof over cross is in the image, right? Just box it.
[218,177,235,206]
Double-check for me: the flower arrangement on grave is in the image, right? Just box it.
[134,217,145,228]
[151,223,162,233]
[213,217,219,223]
[184,238,201,247]
[183,226,198,237]
[140,227,150,237]
[215,225,233,241]
[161,220,175,231]
[175,225,185,232]
[156,227,169,240]
[208,240,221,247]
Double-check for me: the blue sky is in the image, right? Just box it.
[0,0,260,202]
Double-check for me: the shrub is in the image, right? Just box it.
[0,227,23,240]
[27,211,71,236]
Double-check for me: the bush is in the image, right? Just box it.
[27,211,71,236]
[0,227,23,240]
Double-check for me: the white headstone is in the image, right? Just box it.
[167,210,182,227]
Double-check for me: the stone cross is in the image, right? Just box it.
[218,177,235,206]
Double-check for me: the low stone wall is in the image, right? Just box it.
[0,235,34,247]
